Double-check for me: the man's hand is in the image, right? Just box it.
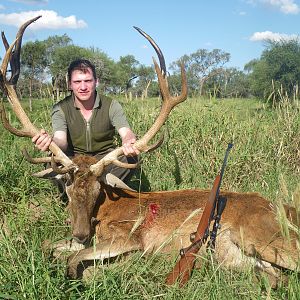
[118,127,140,157]
[122,137,139,156]
[32,129,52,152]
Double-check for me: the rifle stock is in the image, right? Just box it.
[165,174,221,286]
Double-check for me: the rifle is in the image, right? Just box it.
[165,143,233,287]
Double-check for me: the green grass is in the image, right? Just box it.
[0,97,299,299]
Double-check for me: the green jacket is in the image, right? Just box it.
[57,94,116,155]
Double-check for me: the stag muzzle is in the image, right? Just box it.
[71,215,99,244]
[71,213,92,244]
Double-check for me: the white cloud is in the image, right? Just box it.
[9,0,48,4]
[0,10,87,30]
[0,5,5,10]
[251,0,300,14]
[250,30,299,41]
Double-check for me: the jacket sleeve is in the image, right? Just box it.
[109,99,130,130]
[52,103,67,133]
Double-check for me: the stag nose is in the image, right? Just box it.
[73,234,89,244]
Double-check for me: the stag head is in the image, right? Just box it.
[0,18,188,244]
[64,156,100,244]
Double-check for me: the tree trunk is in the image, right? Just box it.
[29,78,33,112]
[143,80,151,99]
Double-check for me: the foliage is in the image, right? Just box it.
[131,64,156,98]
[50,45,93,78]
[0,97,299,299]
[8,33,300,102]
[170,49,230,96]
[205,67,251,99]
[20,41,48,99]
[107,55,139,95]
[247,39,300,102]
[44,34,73,65]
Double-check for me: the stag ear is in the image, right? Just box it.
[105,173,137,192]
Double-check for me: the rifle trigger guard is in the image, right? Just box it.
[190,232,196,242]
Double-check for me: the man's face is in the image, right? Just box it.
[69,68,97,102]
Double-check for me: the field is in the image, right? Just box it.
[0,97,299,299]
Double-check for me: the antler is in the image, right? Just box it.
[89,27,188,176]
[0,16,75,168]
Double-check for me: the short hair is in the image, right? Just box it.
[67,59,97,81]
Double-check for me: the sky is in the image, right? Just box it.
[0,0,299,71]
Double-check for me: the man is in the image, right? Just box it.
[32,59,139,183]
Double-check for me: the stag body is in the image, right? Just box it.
[59,157,298,285]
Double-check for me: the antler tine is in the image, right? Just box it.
[21,148,66,165]
[50,155,77,174]
[0,36,18,88]
[1,15,42,85]
[0,17,75,169]
[133,26,167,76]
[89,28,188,177]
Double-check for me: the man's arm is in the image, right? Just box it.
[53,130,68,152]
[118,127,140,156]
[109,99,139,157]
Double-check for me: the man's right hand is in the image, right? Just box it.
[32,129,52,152]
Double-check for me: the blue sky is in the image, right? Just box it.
[0,0,299,70]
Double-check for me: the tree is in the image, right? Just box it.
[88,47,115,93]
[205,67,250,98]
[133,65,156,99]
[44,34,72,63]
[109,55,139,97]
[170,49,230,96]
[223,68,250,98]
[49,45,93,100]
[247,39,300,102]
[21,40,48,109]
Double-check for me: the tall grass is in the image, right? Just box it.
[0,97,299,299]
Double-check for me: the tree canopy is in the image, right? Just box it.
[246,39,300,102]
[2,33,298,103]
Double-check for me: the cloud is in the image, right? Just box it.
[9,0,48,4]
[0,10,87,30]
[250,0,300,14]
[0,5,5,10]
[250,30,299,41]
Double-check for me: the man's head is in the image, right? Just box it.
[68,59,98,103]
[67,59,97,81]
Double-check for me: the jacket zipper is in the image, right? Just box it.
[86,120,92,152]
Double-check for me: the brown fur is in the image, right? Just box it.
[50,155,299,286]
